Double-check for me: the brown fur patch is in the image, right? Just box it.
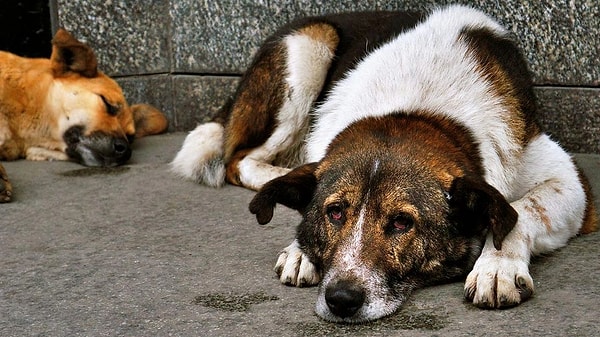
[0,163,12,203]
[131,103,169,137]
[296,23,340,54]
[577,167,598,234]
[223,42,287,163]
[50,28,98,78]
[459,28,540,150]
[322,113,484,189]
[524,196,552,231]
[225,148,252,187]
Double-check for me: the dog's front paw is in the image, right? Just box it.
[274,239,320,287]
[464,254,534,308]
[25,147,69,162]
[0,164,12,203]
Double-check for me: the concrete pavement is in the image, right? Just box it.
[1,132,598,336]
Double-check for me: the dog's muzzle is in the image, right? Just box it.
[316,269,405,323]
[64,125,132,167]
[324,279,367,318]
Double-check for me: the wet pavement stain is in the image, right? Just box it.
[193,292,279,312]
[295,311,447,336]
[60,166,130,177]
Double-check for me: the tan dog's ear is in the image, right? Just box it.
[50,28,98,77]
[131,104,169,138]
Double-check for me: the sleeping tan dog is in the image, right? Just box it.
[0,28,168,202]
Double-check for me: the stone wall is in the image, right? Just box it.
[54,0,599,153]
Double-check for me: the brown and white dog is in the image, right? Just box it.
[0,28,168,202]
[172,5,597,322]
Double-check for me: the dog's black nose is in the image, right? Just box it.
[325,280,366,318]
[111,137,132,165]
[113,138,129,155]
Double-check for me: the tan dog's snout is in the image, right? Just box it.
[63,125,132,167]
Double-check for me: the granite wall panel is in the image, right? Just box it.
[56,0,171,76]
[56,0,599,85]
[536,87,600,154]
[116,75,175,131]
[172,75,240,130]
[55,0,599,153]
[170,0,599,85]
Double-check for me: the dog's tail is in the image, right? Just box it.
[170,121,227,187]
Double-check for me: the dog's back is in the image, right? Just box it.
[307,6,536,198]
[173,7,534,192]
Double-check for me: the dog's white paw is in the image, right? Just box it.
[464,253,534,308]
[274,239,320,287]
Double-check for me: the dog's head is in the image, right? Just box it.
[47,29,167,167]
[250,115,517,323]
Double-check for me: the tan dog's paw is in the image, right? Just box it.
[0,164,12,203]
[274,239,320,287]
[25,147,69,161]
[464,254,534,308]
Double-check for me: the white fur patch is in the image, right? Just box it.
[466,234,533,307]
[170,122,226,187]
[238,157,291,190]
[47,82,96,139]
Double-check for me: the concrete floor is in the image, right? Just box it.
[1,133,598,337]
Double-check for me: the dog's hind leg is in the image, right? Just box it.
[227,23,339,190]
[172,22,339,190]
[465,134,597,308]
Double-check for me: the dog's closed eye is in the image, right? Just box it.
[100,95,120,116]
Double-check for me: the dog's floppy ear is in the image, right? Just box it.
[448,175,517,250]
[249,163,319,225]
[50,28,98,78]
[130,104,169,138]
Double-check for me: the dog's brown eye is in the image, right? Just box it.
[326,203,345,225]
[100,95,119,116]
[388,213,414,235]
